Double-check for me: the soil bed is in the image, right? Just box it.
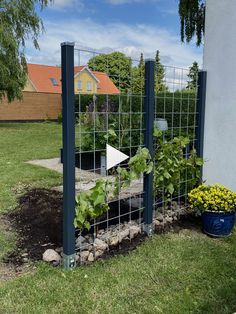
[5,188,201,266]
[6,188,63,264]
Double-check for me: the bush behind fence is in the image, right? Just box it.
[75,91,197,153]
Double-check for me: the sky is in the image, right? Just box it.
[26,0,203,69]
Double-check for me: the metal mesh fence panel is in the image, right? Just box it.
[61,44,200,267]
[153,65,199,228]
[73,47,146,264]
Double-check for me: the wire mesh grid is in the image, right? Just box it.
[153,64,199,226]
[74,48,146,263]
[72,47,199,263]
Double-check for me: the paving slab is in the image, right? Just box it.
[26,158,143,199]
[26,158,101,181]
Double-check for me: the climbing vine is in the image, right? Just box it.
[115,147,153,194]
[74,179,112,232]
[153,128,203,203]
[74,147,153,233]
[74,131,203,233]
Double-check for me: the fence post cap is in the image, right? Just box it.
[61,42,75,47]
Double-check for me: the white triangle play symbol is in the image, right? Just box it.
[106,144,129,170]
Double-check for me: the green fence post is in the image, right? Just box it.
[143,59,155,235]
[61,42,76,269]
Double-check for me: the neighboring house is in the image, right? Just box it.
[24,64,120,95]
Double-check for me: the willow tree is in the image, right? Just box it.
[0,0,51,102]
[179,0,205,46]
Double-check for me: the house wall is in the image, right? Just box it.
[24,79,37,92]
[74,70,97,94]
[203,0,236,190]
[0,92,61,121]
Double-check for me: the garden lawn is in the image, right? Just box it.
[0,122,62,257]
[0,229,236,313]
[0,122,236,313]
[0,122,62,214]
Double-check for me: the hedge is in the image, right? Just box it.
[74,91,197,151]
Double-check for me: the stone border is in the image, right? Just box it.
[43,204,191,265]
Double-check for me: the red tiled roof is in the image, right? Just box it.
[27,64,120,94]
[93,71,120,94]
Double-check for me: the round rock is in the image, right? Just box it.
[88,252,95,262]
[94,238,108,251]
[43,249,61,263]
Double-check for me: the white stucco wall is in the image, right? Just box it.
[203,0,236,190]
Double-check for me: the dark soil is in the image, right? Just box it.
[4,188,201,266]
[6,188,63,264]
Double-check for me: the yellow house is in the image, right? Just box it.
[74,67,99,94]
[24,78,37,92]
[24,64,120,95]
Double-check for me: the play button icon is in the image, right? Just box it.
[106,144,129,170]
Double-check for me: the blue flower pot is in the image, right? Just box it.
[202,211,235,237]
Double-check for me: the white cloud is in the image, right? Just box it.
[26,18,202,69]
[49,0,160,10]
[49,0,83,10]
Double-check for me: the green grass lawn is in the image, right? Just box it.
[0,122,62,213]
[0,122,236,313]
[0,230,236,313]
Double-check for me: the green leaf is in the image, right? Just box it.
[108,129,117,138]
[153,128,162,138]
[167,183,174,195]
[146,162,153,174]
[94,194,105,207]
[196,158,204,166]
[164,171,171,179]
[84,221,91,231]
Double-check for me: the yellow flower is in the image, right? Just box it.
[188,184,236,213]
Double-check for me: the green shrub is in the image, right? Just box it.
[76,94,143,153]
[75,91,197,152]
[57,112,62,124]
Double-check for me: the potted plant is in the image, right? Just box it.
[188,184,236,237]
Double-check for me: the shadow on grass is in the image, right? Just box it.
[193,278,236,314]
[0,123,26,129]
